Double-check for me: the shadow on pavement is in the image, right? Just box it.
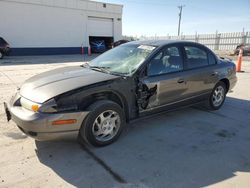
[35,97,250,188]
[0,54,98,66]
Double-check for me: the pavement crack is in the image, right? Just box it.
[81,145,127,184]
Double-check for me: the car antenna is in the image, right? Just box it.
[0,70,20,89]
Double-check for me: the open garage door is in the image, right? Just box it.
[88,17,113,37]
[88,17,114,53]
[89,36,113,53]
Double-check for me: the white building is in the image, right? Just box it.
[0,0,123,55]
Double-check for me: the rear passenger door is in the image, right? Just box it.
[182,45,218,99]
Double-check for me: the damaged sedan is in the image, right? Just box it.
[4,40,237,146]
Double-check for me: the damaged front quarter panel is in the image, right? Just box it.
[53,80,116,113]
[49,77,136,122]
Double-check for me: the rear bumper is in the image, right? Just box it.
[5,98,89,141]
[229,76,237,91]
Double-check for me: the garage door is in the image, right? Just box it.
[88,17,113,37]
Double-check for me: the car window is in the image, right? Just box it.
[208,52,217,65]
[184,46,208,69]
[148,46,183,76]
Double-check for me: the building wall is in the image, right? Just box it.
[0,0,123,55]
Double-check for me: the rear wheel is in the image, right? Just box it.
[79,100,125,147]
[206,81,226,110]
[0,51,3,59]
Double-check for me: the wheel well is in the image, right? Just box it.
[80,91,129,122]
[220,78,230,93]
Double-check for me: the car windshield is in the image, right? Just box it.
[89,44,156,75]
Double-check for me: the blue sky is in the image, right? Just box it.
[95,0,250,36]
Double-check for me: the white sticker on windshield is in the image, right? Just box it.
[138,45,156,51]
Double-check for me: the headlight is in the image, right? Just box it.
[39,98,78,113]
[20,97,41,112]
[38,98,57,113]
[21,97,77,113]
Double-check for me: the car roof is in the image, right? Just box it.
[0,37,7,42]
[125,40,202,47]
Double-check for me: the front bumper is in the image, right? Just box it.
[4,93,89,141]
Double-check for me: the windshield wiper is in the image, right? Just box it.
[81,64,126,76]
[81,63,111,73]
[80,62,90,68]
[89,66,111,74]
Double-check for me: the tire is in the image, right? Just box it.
[79,100,125,147]
[0,51,3,59]
[206,81,227,110]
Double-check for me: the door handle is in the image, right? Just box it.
[177,79,185,84]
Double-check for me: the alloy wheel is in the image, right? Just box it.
[212,85,225,107]
[92,110,121,142]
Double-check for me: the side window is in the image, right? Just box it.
[154,51,163,60]
[148,46,183,76]
[184,46,208,69]
[208,52,217,65]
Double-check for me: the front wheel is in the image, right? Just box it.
[207,81,226,110]
[79,100,125,147]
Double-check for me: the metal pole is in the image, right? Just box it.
[178,5,185,36]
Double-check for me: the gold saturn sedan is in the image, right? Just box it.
[4,40,237,146]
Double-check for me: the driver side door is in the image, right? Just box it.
[138,45,189,114]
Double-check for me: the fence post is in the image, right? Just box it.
[215,31,221,50]
[241,31,247,45]
[195,32,199,42]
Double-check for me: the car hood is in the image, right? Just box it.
[20,66,119,103]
